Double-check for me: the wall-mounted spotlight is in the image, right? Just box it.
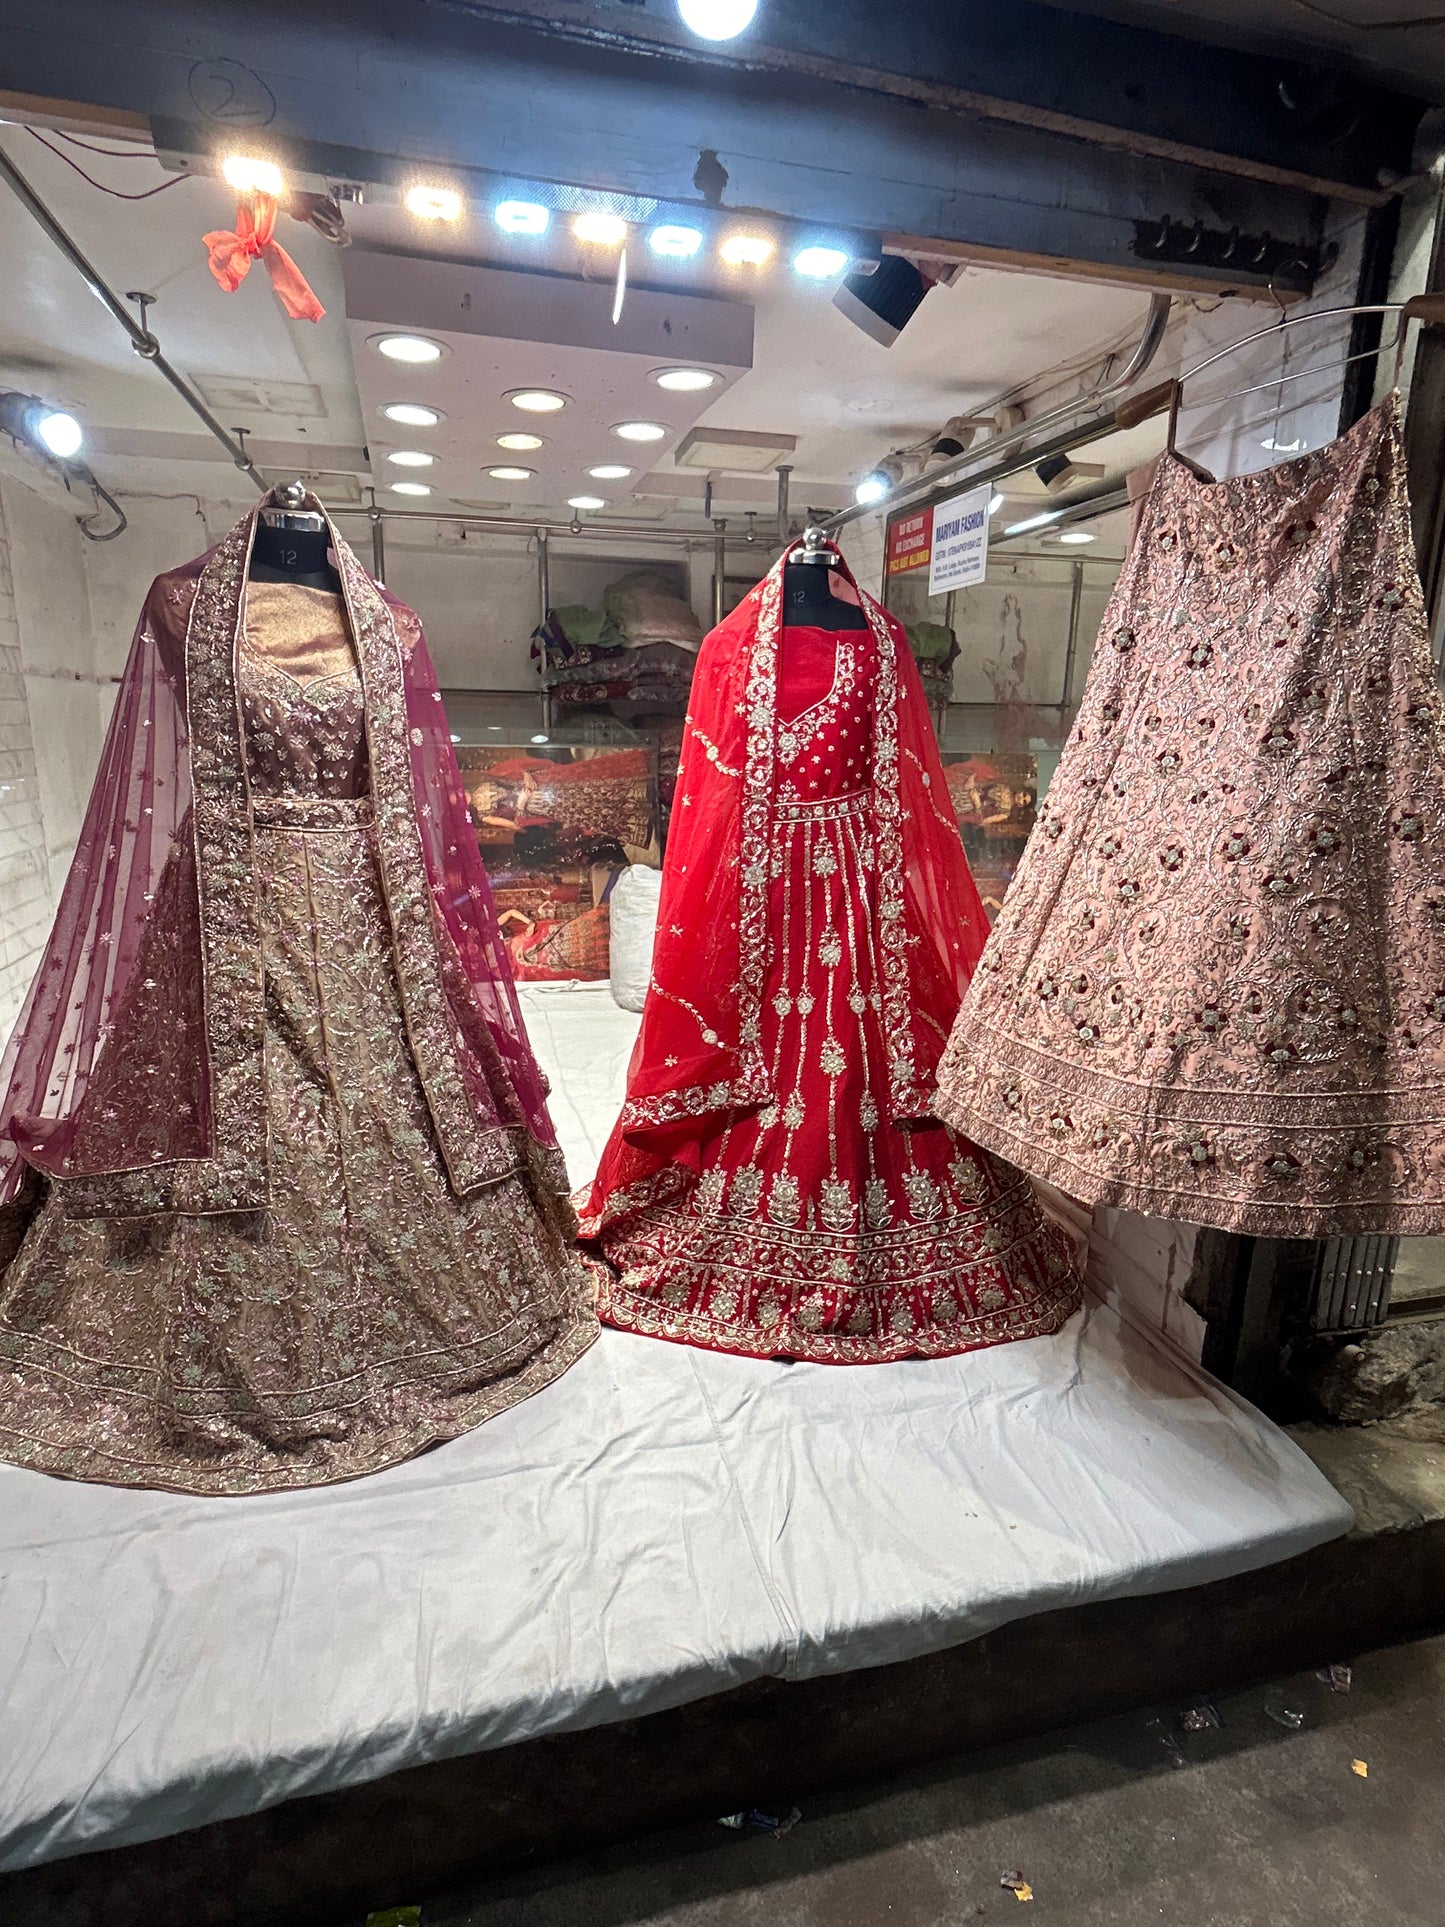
[853,454,905,507]
[834,255,935,348]
[1035,452,1107,493]
[677,0,760,41]
[0,392,125,540]
[0,392,84,461]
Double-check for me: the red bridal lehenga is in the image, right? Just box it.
[936,393,1445,1236]
[579,550,1080,1362]
[0,495,596,1495]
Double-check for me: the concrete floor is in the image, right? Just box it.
[420,1631,1445,1927]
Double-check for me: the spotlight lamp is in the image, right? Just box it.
[719,232,774,268]
[404,183,463,221]
[0,392,85,463]
[495,200,550,236]
[793,243,851,281]
[677,0,760,40]
[572,211,628,247]
[648,224,704,259]
[853,453,905,507]
[221,154,285,198]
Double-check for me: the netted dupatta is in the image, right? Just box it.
[0,493,563,1266]
[580,544,992,1230]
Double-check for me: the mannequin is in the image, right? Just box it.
[249,479,341,591]
[781,528,869,629]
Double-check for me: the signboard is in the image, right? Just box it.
[928,485,991,596]
[885,507,932,577]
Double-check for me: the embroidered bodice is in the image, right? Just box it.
[240,580,368,798]
[776,624,876,805]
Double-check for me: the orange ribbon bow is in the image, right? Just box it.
[203,192,325,323]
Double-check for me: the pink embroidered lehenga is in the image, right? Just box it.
[579,550,1079,1362]
[0,496,596,1494]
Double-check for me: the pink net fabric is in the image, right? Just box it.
[0,562,206,1224]
[2,513,560,1258]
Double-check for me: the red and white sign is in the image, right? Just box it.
[885,507,933,577]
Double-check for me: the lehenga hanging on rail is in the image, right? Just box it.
[579,548,1079,1362]
[0,495,596,1494]
[936,392,1445,1236]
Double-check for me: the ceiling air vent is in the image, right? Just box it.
[674,426,797,473]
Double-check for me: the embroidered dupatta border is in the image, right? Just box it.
[333,538,521,1196]
[737,555,919,1123]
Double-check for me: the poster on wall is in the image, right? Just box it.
[456,744,656,981]
[927,485,991,597]
[942,751,1037,922]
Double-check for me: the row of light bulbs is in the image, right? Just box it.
[371,336,722,507]
[219,156,851,284]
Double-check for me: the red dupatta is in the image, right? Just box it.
[0,493,563,1258]
[582,544,992,1223]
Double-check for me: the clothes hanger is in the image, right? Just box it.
[1114,293,1445,467]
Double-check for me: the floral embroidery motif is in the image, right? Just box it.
[936,393,1445,1237]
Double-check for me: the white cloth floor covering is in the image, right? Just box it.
[0,983,1353,1870]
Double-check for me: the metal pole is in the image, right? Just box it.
[819,292,1171,539]
[369,508,386,585]
[776,463,792,541]
[537,528,552,730]
[712,521,727,626]
[1061,557,1085,708]
[331,504,705,544]
[0,145,266,492]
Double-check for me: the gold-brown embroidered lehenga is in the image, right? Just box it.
[0,511,596,1495]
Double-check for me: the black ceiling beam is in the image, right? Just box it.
[435,0,1427,203]
[0,0,1343,296]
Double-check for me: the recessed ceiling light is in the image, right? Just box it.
[383,402,444,428]
[614,421,667,443]
[509,389,569,413]
[648,224,704,259]
[568,495,607,511]
[497,432,545,451]
[793,244,850,281]
[988,493,1006,515]
[391,481,432,496]
[404,183,463,221]
[489,465,536,482]
[587,463,633,480]
[1056,530,1098,545]
[222,154,284,197]
[374,333,445,363]
[719,231,774,267]
[387,449,434,467]
[572,212,628,247]
[495,199,550,235]
[652,367,718,392]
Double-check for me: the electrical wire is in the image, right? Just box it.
[27,130,186,201]
[53,131,159,160]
